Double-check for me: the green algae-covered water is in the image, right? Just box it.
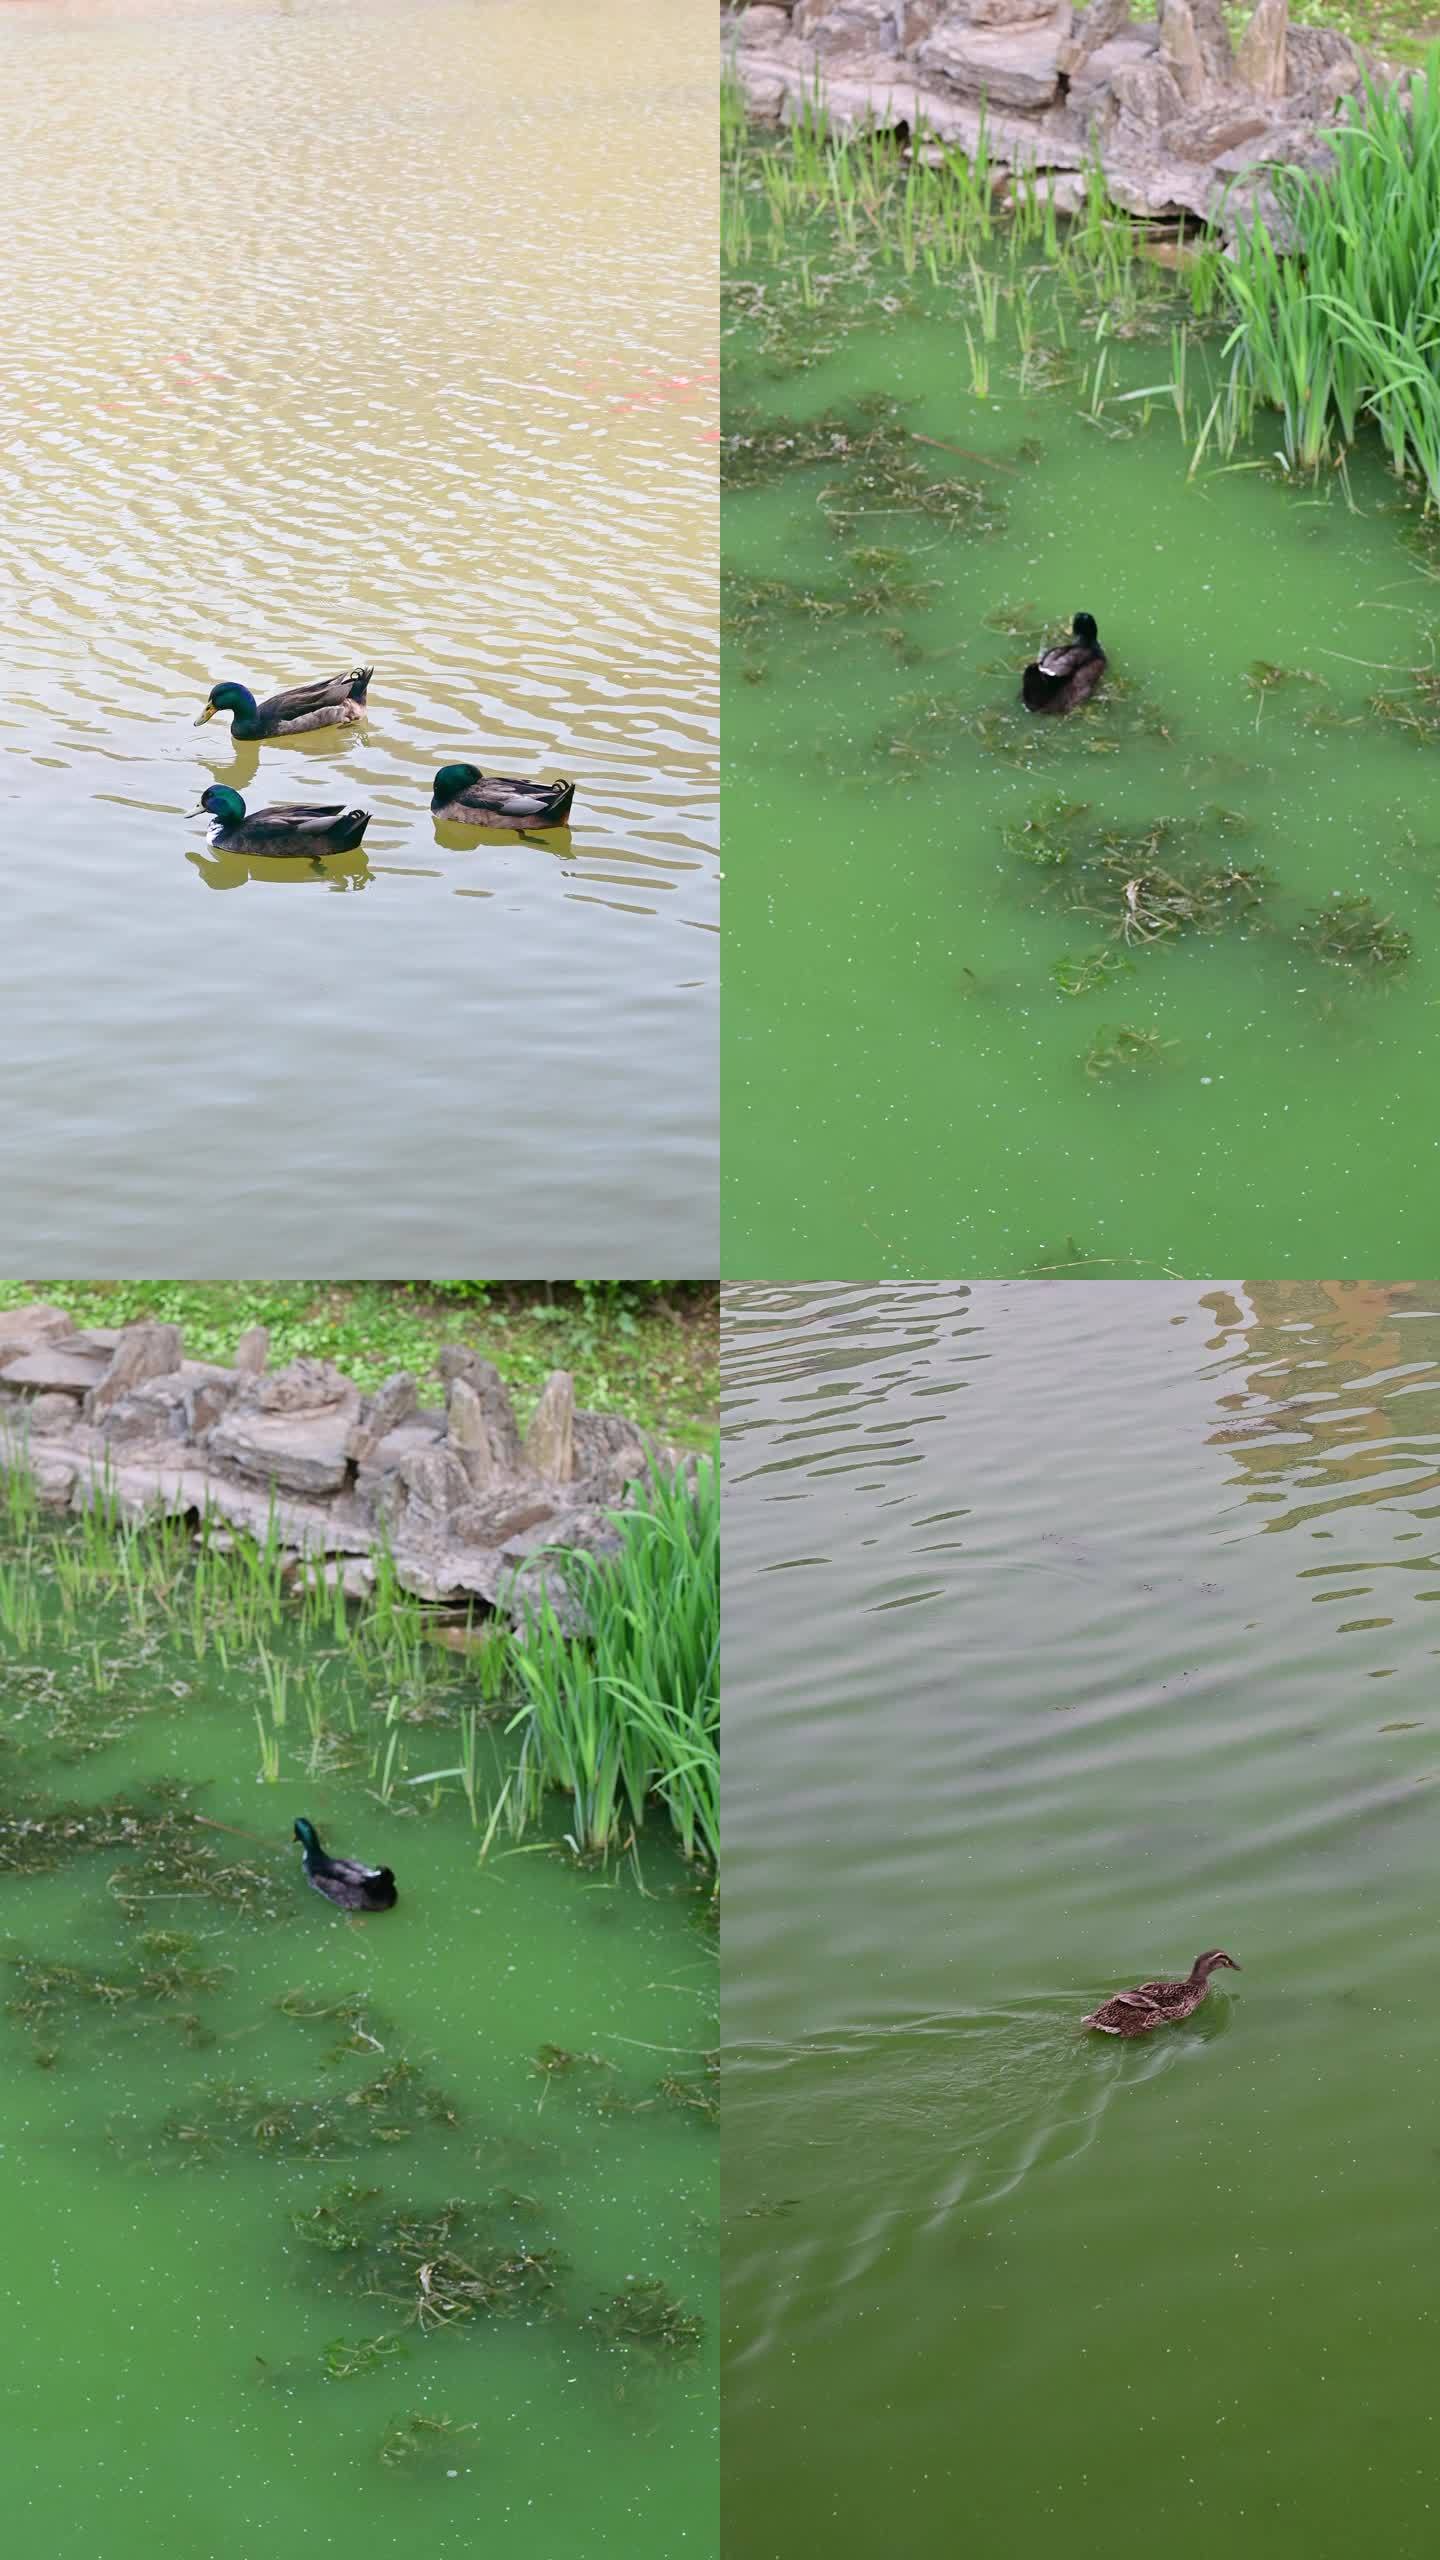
[724,211,1440,1278]
[0,1514,716,2556]
[724,1278,1440,2559]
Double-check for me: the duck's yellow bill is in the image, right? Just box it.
[194,703,216,725]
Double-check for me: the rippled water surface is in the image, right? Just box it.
[0,0,716,1268]
[725,1279,1440,2558]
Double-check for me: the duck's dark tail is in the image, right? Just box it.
[334,810,371,851]
[542,781,576,825]
[1021,661,1064,713]
[346,666,374,704]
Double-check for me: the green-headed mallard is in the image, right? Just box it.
[1022,613,1106,715]
[431,763,575,828]
[1083,1949,1239,2036]
[196,666,373,739]
[294,1817,397,1913]
[195,786,370,854]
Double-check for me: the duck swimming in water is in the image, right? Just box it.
[294,1817,397,1913]
[1021,612,1106,715]
[1083,1948,1239,2036]
[194,787,371,854]
[196,666,373,739]
[430,764,576,828]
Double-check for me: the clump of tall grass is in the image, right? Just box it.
[491,1460,719,1873]
[1219,57,1440,501]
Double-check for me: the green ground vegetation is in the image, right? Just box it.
[0,1281,717,1445]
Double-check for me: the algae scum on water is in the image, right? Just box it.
[722,98,1440,1277]
[0,1466,716,2556]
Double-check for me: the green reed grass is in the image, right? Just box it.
[488,1459,719,1872]
[1218,58,1440,502]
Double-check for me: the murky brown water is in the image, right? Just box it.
[0,0,717,1269]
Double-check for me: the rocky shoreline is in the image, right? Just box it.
[0,1302,691,1619]
[727,0,1378,229]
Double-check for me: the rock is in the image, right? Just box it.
[1058,0,1130,76]
[1236,0,1286,101]
[970,0,1065,26]
[1157,0,1207,106]
[1285,23,1361,110]
[88,1322,183,1417]
[525,1373,576,1482]
[794,0,902,52]
[445,1375,507,1491]
[349,1370,419,1464]
[234,1326,269,1376]
[251,1357,357,1418]
[206,1401,357,1496]
[1185,0,1234,83]
[1097,55,1186,147]
[737,3,794,41]
[573,1409,652,1488]
[387,1445,474,1528]
[24,1392,81,1433]
[0,1303,76,1363]
[504,1505,623,1565]
[296,1556,376,1602]
[1,1346,110,1397]
[451,1492,561,1549]
[1163,100,1269,159]
[919,13,1071,111]
[436,1350,523,1472]
[897,0,945,42]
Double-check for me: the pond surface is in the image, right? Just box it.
[0,1519,716,2557]
[0,0,717,1270]
[725,1278,1440,2559]
[724,229,1440,1278]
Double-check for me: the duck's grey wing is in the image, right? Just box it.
[243,802,352,838]
[255,669,370,724]
[1037,641,1085,680]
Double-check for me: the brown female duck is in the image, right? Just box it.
[1083,1949,1240,2037]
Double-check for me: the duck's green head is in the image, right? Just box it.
[196,681,257,727]
[294,1817,321,1857]
[433,762,482,806]
[196,785,246,828]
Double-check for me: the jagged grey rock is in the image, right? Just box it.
[525,1372,576,1483]
[1157,0,1207,107]
[89,1322,183,1417]
[733,0,1372,230]
[0,1306,696,1633]
[1237,0,1287,100]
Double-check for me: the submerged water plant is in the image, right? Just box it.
[1081,1023,1176,1079]
[1293,893,1412,976]
[292,2182,563,2333]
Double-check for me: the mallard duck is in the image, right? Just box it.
[1021,612,1106,715]
[294,1817,397,1913]
[1083,1949,1239,2037]
[194,786,371,854]
[431,763,576,828]
[195,666,373,738]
